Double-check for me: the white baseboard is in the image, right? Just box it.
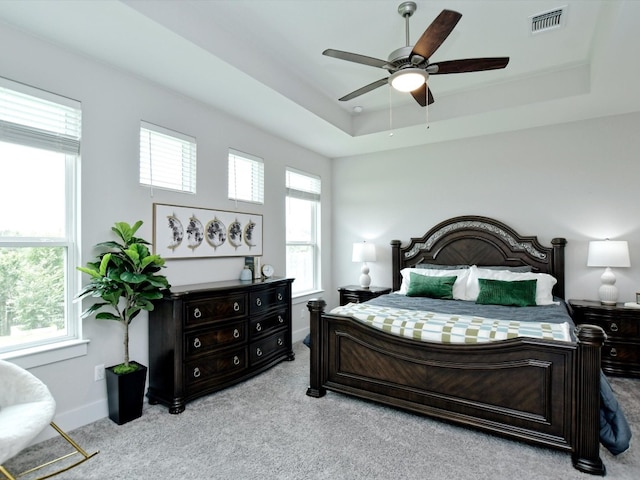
[29,398,108,446]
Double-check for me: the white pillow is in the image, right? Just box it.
[399,268,470,300]
[466,265,558,305]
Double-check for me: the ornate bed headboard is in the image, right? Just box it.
[390,216,567,298]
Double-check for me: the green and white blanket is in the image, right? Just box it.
[330,302,572,344]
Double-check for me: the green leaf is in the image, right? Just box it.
[120,271,147,284]
[99,253,112,276]
[95,312,121,321]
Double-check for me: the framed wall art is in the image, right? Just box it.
[153,203,263,259]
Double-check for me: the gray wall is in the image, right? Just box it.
[331,112,640,308]
[0,23,331,434]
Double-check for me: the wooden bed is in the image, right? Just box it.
[306,216,607,475]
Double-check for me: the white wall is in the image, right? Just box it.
[332,112,640,308]
[0,24,331,432]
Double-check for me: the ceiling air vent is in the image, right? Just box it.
[530,6,566,34]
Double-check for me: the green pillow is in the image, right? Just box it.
[476,278,537,307]
[406,273,457,299]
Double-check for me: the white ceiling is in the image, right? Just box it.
[1,0,639,158]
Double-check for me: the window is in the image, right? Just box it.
[140,121,196,193]
[286,168,321,295]
[228,148,264,204]
[0,78,81,355]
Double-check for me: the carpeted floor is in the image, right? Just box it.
[4,341,639,479]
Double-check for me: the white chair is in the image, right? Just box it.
[0,359,98,480]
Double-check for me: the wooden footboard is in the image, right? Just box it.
[307,299,606,476]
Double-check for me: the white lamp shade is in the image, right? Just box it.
[389,69,428,92]
[587,240,630,267]
[352,242,376,263]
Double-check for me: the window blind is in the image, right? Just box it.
[286,168,321,201]
[0,79,81,155]
[140,121,197,193]
[228,148,264,204]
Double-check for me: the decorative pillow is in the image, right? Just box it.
[476,278,537,307]
[466,266,557,305]
[406,273,457,299]
[399,268,470,300]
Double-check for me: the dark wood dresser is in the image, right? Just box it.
[569,299,640,378]
[148,277,294,413]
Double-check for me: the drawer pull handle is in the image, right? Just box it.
[233,301,240,312]
[278,315,284,324]
[277,338,283,346]
[256,298,262,307]
[256,347,263,357]
[193,338,201,348]
[277,293,283,301]
[193,308,202,319]
[256,323,262,332]
[233,355,240,366]
[610,323,619,332]
[233,328,240,338]
[610,348,618,357]
[193,367,201,378]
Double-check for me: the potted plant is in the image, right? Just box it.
[77,220,170,424]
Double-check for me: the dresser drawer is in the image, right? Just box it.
[185,347,247,389]
[249,284,288,315]
[185,321,246,358]
[581,313,639,337]
[184,293,246,326]
[249,309,287,339]
[249,330,288,365]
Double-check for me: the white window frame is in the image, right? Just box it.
[140,121,197,194]
[0,77,87,365]
[228,148,264,204]
[285,168,321,296]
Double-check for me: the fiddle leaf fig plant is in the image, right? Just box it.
[77,221,170,374]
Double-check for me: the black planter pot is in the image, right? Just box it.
[105,361,147,425]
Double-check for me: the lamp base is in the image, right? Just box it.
[598,267,619,305]
[359,263,371,289]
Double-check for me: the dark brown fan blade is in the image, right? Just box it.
[411,10,462,61]
[429,57,509,74]
[323,49,388,69]
[410,84,435,107]
[339,77,389,101]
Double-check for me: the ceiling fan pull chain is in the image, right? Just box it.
[425,91,429,130]
[388,87,392,135]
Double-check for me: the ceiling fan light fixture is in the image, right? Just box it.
[389,69,428,92]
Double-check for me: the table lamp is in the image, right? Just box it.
[352,241,376,289]
[587,240,630,305]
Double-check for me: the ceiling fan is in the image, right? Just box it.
[323,1,509,107]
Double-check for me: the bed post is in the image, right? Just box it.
[572,324,606,476]
[306,299,327,398]
[391,239,402,292]
[551,237,567,299]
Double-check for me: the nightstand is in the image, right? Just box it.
[338,285,392,306]
[568,299,640,378]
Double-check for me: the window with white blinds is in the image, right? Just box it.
[0,77,81,355]
[228,148,264,204]
[0,79,81,155]
[140,121,197,193]
[286,168,321,295]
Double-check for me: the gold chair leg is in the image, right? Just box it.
[0,465,18,480]
[1,422,98,480]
